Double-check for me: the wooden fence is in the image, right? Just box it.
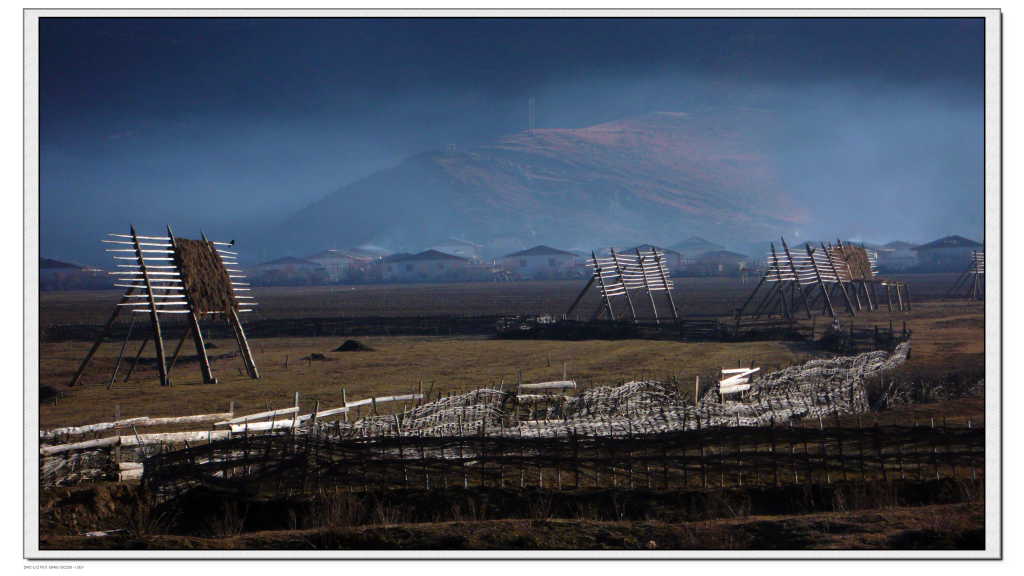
[141,418,984,499]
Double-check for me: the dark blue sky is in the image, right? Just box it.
[39,17,985,265]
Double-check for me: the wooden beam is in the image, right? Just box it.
[131,225,170,386]
[201,231,259,379]
[781,237,813,319]
[591,251,616,322]
[565,275,595,319]
[69,287,135,387]
[609,248,637,323]
[768,242,792,320]
[168,225,217,384]
[822,242,856,316]
[635,248,660,325]
[652,249,680,321]
[805,244,837,323]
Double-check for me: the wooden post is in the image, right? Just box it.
[734,274,766,324]
[822,242,856,316]
[805,244,837,324]
[590,251,617,322]
[201,232,258,379]
[609,248,637,323]
[781,237,814,319]
[564,275,596,319]
[70,286,136,387]
[107,313,137,389]
[123,336,149,383]
[130,225,170,386]
[835,242,863,311]
[635,248,660,324]
[652,249,679,321]
[768,242,792,320]
[167,226,217,384]
[165,322,192,378]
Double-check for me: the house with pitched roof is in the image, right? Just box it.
[501,245,579,279]
[382,250,471,282]
[913,235,983,271]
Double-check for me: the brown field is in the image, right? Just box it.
[36,274,989,551]
[43,499,982,550]
[38,274,985,429]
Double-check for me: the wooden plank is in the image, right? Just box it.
[518,380,577,390]
[139,412,233,427]
[119,430,231,445]
[41,417,150,440]
[229,419,296,433]
[214,406,298,427]
[40,436,120,456]
[721,367,760,375]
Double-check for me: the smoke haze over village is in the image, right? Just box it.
[40,17,984,267]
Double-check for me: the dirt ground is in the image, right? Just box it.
[42,501,983,550]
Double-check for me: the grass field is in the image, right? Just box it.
[36,274,989,551]
[38,274,984,429]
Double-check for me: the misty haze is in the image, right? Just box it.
[40,17,983,271]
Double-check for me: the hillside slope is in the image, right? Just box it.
[270,110,803,257]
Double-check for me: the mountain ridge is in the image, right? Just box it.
[265,110,804,258]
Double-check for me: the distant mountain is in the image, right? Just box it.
[40,257,81,270]
[266,110,804,258]
[670,236,726,257]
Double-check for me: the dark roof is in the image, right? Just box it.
[913,235,982,251]
[258,256,322,267]
[381,252,413,262]
[696,250,750,262]
[386,249,469,263]
[504,245,576,258]
[40,257,80,269]
[627,244,682,257]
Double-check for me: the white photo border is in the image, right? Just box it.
[22,7,1002,561]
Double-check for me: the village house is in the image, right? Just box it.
[251,256,328,285]
[501,245,579,280]
[430,238,484,261]
[305,249,374,283]
[382,250,471,282]
[627,244,687,274]
[912,235,983,271]
[876,241,919,272]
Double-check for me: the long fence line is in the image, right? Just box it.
[142,418,984,499]
[41,343,929,489]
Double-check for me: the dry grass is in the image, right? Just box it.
[40,336,813,428]
[38,276,985,429]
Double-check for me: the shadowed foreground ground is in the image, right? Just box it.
[43,502,982,550]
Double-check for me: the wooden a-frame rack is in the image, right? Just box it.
[69,225,259,387]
